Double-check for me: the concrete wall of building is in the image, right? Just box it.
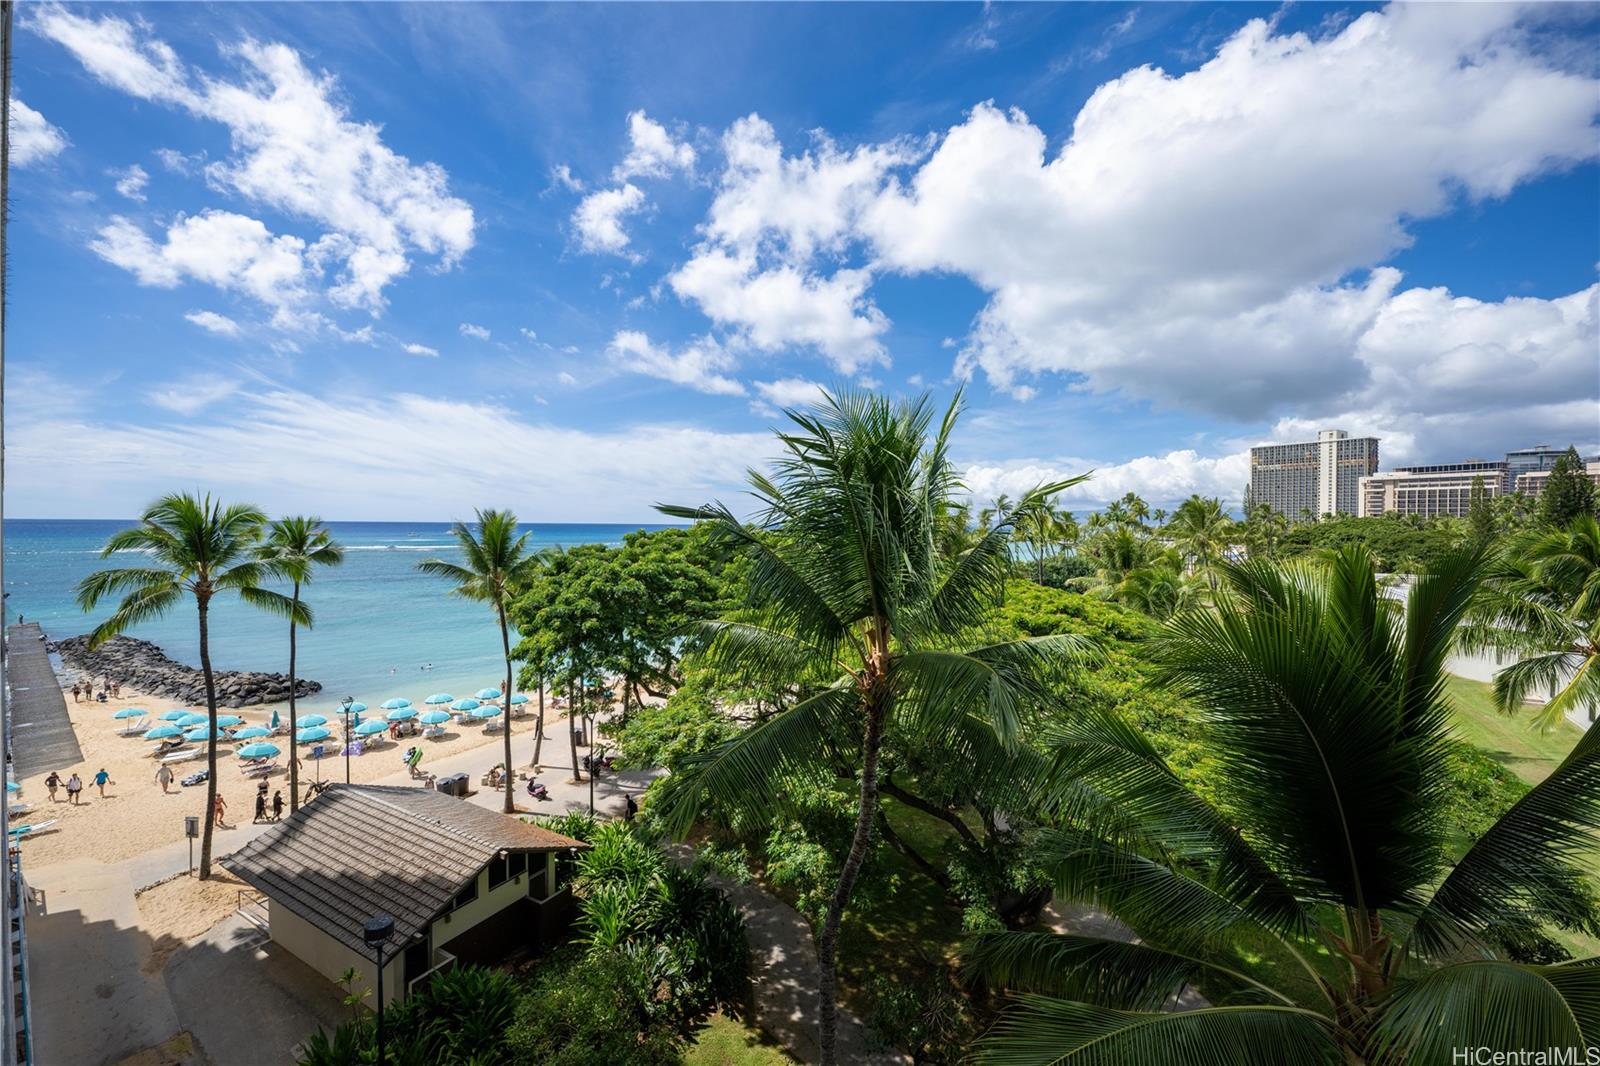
[267,899,405,1008]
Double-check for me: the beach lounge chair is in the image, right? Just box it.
[422,725,445,739]
[159,748,201,765]
[114,717,150,736]
[484,718,504,734]
[242,760,278,779]
[7,803,34,819]
[8,820,58,839]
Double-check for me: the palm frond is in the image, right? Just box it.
[972,996,1341,1066]
[239,587,313,627]
[87,585,185,647]
[896,634,1097,748]
[652,683,858,839]
[965,931,1294,1010]
[1410,723,1600,957]
[1368,958,1599,1065]
[1040,711,1310,938]
[76,567,181,611]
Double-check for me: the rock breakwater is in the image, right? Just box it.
[49,634,320,707]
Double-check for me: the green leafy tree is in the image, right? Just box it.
[256,516,344,813]
[1540,446,1596,527]
[1468,475,1497,546]
[1465,514,1600,730]
[969,545,1600,1064]
[418,509,542,813]
[657,388,1091,1065]
[76,494,301,878]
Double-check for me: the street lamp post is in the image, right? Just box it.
[341,696,354,784]
[363,914,395,1066]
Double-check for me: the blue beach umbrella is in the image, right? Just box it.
[176,713,207,728]
[296,727,331,744]
[296,714,328,728]
[386,707,418,721]
[340,702,368,715]
[509,694,530,706]
[159,710,189,722]
[381,698,412,710]
[184,726,227,742]
[470,705,502,719]
[144,725,184,740]
[232,726,270,741]
[214,715,245,728]
[424,693,454,705]
[354,720,388,736]
[4,782,17,794]
[450,698,480,713]
[419,710,451,725]
[112,707,148,719]
[236,742,281,760]
[475,688,502,700]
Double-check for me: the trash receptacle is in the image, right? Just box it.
[571,724,587,748]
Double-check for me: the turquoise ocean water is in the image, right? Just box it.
[3,520,666,708]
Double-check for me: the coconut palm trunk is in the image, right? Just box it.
[287,578,301,811]
[197,595,221,878]
[497,603,515,813]
[568,675,582,783]
[531,674,545,769]
[816,687,887,1062]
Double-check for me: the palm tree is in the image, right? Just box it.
[419,510,542,813]
[659,389,1091,1065]
[1167,494,1235,589]
[76,494,301,879]
[1464,514,1600,730]
[257,516,344,813]
[969,545,1600,1064]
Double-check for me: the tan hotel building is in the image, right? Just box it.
[1358,460,1505,519]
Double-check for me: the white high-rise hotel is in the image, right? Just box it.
[1248,430,1380,519]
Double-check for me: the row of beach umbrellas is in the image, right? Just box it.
[122,686,535,750]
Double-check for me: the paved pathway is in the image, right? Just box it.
[26,859,187,1066]
[7,623,84,777]
[669,846,907,1066]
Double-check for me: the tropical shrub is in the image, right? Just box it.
[295,966,521,1066]
[506,949,685,1066]
[572,821,750,1033]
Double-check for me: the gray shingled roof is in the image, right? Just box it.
[221,784,584,954]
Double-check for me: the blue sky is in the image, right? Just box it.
[8,2,1598,520]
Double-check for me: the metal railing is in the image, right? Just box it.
[405,948,457,997]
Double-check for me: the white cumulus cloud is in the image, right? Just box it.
[402,342,439,358]
[91,210,311,311]
[608,330,745,396]
[9,99,68,166]
[183,309,241,336]
[613,110,696,181]
[112,163,149,201]
[573,183,646,255]
[459,322,491,340]
[34,7,475,314]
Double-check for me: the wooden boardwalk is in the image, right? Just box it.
[6,624,82,778]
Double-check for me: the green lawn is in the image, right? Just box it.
[685,1013,799,1065]
[1444,675,1584,784]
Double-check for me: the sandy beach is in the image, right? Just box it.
[12,679,569,869]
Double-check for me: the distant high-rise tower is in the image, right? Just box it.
[1249,429,1379,520]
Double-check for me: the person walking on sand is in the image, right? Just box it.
[70,683,80,703]
[214,793,229,829]
[92,768,113,798]
[155,764,174,794]
[271,790,284,821]
[44,772,61,802]
[65,773,83,805]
